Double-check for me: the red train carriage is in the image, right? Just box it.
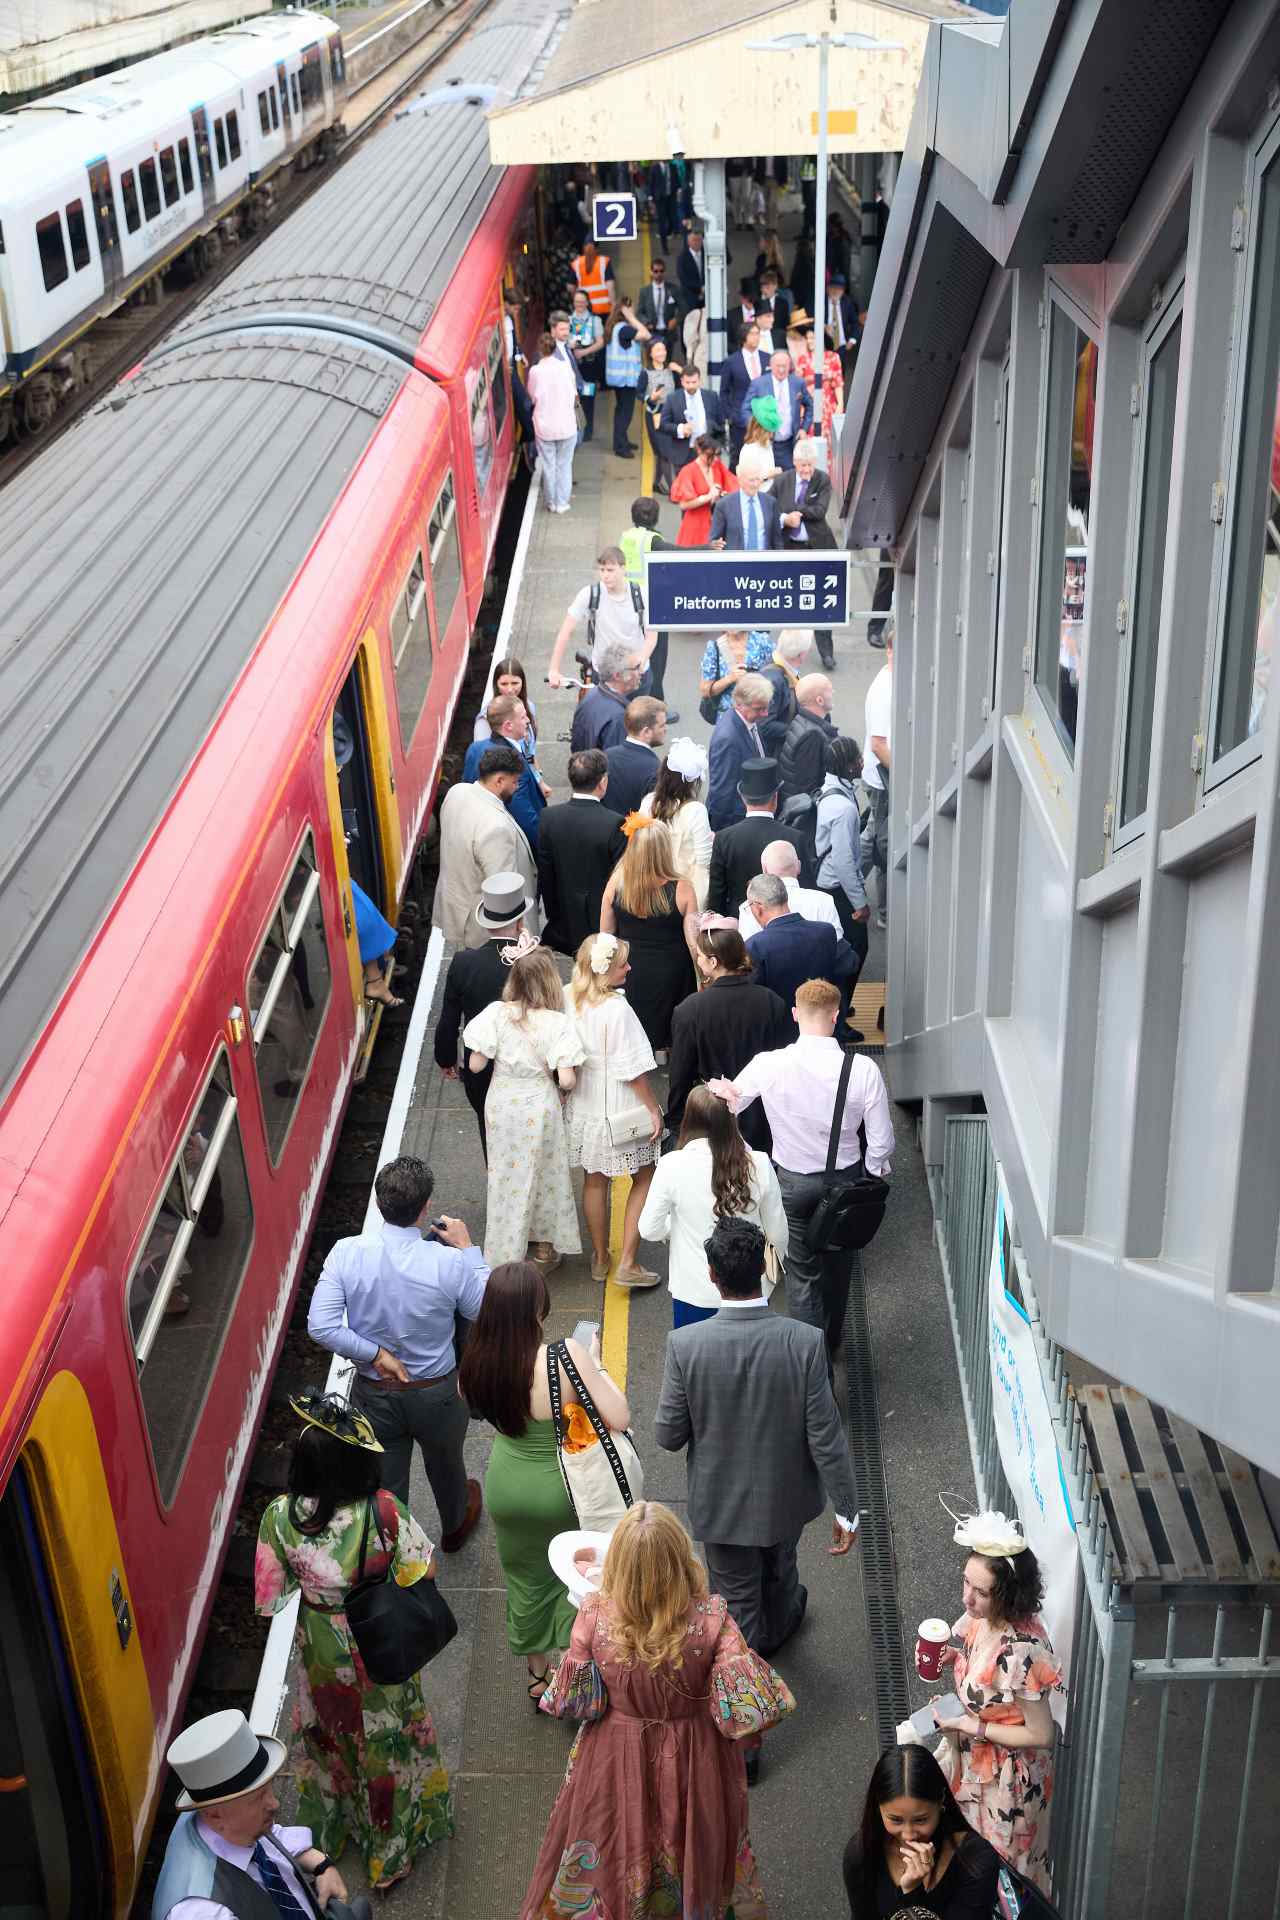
[0,4,555,1910]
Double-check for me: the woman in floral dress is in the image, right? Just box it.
[928,1529,1063,1891]
[254,1392,453,1892]
[463,942,584,1272]
[522,1502,794,1920]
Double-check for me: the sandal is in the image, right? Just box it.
[365,981,404,1009]
[527,1664,553,1708]
[590,1254,611,1283]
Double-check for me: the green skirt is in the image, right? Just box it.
[486,1417,578,1655]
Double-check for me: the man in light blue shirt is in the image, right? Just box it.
[308,1155,488,1550]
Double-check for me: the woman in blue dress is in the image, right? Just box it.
[699,629,775,716]
[352,878,402,1008]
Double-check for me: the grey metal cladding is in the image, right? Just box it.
[0,333,400,1100]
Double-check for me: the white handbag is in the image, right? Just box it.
[600,997,654,1153]
[547,1341,644,1533]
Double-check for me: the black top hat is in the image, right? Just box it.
[737,757,780,803]
[739,275,757,296]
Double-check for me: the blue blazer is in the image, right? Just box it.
[721,349,764,428]
[746,912,855,1010]
[707,706,763,831]
[462,733,545,846]
[743,371,814,442]
[709,489,783,551]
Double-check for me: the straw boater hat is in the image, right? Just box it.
[167,1709,286,1812]
[474,869,533,931]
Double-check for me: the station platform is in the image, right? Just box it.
[265,219,979,1919]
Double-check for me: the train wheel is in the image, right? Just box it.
[16,376,56,438]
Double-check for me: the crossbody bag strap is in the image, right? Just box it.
[355,1496,374,1583]
[825,1048,856,1176]
[556,1339,635,1509]
[545,1342,580,1522]
[587,581,600,651]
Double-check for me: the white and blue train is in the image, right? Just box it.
[0,9,346,439]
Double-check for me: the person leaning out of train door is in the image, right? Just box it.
[307,1154,487,1552]
[152,1707,353,1918]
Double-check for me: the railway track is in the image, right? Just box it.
[0,0,494,490]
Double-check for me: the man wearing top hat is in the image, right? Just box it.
[434,871,534,1156]
[153,1708,353,1917]
[707,758,814,913]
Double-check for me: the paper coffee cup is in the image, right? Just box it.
[915,1617,951,1680]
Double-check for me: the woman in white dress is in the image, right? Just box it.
[463,941,584,1272]
[565,934,664,1289]
[637,1086,788,1328]
[638,740,713,909]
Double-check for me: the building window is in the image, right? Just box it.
[390,551,433,744]
[226,110,241,161]
[36,212,67,290]
[488,324,509,441]
[258,91,271,137]
[121,169,141,233]
[1034,299,1098,758]
[988,359,1011,715]
[64,199,90,271]
[127,1055,255,1504]
[248,833,332,1163]
[158,146,180,208]
[139,157,161,219]
[1118,303,1182,835]
[1213,133,1280,769]
[214,118,228,169]
[429,471,464,648]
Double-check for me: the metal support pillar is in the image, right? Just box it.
[693,158,727,390]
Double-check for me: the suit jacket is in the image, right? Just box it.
[435,782,536,949]
[657,388,725,469]
[823,292,861,350]
[706,706,765,832]
[743,371,813,443]
[746,911,855,1007]
[536,796,627,956]
[635,282,679,341]
[654,1304,859,1544]
[707,814,813,917]
[772,466,838,550]
[726,306,759,353]
[708,489,782,551]
[602,739,660,817]
[461,732,546,844]
[677,243,705,308]
[433,938,508,1112]
[569,684,629,754]
[665,974,792,1152]
[720,347,766,428]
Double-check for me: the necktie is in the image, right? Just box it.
[252,1841,312,1919]
[749,722,764,754]
[655,285,664,323]
[745,496,761,551]
[794,476,809,543]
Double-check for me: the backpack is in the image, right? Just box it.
[777,790,818,871]
[587,579,646,652]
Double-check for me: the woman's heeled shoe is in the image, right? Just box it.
[528,1665,552,1709]
[365,982,404,1009]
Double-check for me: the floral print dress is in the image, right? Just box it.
[255,1490,453,1889]
[944,1612,1064,1893]
[461,1002,585,1265]
[521,1591,794,1920]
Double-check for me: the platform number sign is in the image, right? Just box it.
[593,193,637,243]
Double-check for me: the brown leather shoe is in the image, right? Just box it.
[441,1478,482,1552]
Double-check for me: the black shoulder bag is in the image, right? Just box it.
[804,1049,891,1254]
[343,1493,458,1686]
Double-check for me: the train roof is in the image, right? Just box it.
[176,4,560,355]
[0,331,408,1103]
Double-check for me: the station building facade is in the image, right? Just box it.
[839,0,1280,1483]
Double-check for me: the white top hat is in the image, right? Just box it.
[167,1709,287,1812]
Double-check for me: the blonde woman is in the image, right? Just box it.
[639,739,713,905]
[566,934,664,1286]
[600,819,697,1052]
[522,1501,794,1920]
[462,941,584,1271]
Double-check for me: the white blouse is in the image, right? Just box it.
[637,1137,789,1307]
[639,794,713,907]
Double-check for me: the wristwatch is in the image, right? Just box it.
[311,1855,336,1878]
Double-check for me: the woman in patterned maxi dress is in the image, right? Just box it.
[255,1396,453,1892]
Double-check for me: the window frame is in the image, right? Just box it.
[428,468,463,646]
[120,168,141,233]
[389,549,434,746]
[214,117,228,169]
[64,197,90,272]
[1112,280,1185,851]
[158,144,180,208]
[258,90,271,137]
[987,352,1012,723]
[179,137,195,196]
[36,211,68,291]
[247,829,332,1164]
[226,109,241,162]
[139,156,161,220]
[488,322,510,442]
[269,84,280,132]
[291,72,301,116]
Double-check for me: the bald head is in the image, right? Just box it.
[797,673,833,718]
[761,839,801,878]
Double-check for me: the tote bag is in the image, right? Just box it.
[342,1492,458,1685]
[546,1340,644,1532]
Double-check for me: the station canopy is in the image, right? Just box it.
[0,0,270,96]
[487,0,975,166]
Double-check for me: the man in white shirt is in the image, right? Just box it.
[710,978,894,1354]
[547,547,656,685]
[737,839,841,942]
[862,623,893,926]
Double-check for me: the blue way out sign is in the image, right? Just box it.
[644,551,853,630]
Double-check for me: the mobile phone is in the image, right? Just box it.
[427,1217,448,1239]
[572,1319,600,1349]
[910,1691,965,1738]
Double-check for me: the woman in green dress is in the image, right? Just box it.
[458,1261,632,1702]
[255,1392,453,1891]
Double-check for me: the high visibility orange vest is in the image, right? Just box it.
[573,252,612,315]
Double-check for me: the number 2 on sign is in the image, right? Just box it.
[602,202,629,235]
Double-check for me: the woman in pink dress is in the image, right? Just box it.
[788,320,844,443]
[521,1501,794,1919]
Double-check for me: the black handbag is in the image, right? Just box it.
[804,1047,890,1254]
[343,1494,457,1685]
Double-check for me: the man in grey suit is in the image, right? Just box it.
[654,1217,860,1774]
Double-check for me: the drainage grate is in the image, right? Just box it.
[843,1250,910,1748]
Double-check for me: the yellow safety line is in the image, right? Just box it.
[601,1173,631,1387]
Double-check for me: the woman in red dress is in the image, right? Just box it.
[669,432,737,547]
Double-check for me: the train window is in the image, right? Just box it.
[127,1054,255,1504]
[429,470,464,648]
[158,146,180,208]
[36,213,68,291]
[390,551,433,743]
[258,90,271,137]
[64,199,90,272]
[179,138,194,196]
[120,169,141,233]
[226,110,241,161]
[0,220,5,253]
[139,157,160,221]
[471,364,493,494]
[332,37,346,85]
[291,73,301,116]
[247,832,333,1163]
[214,118,228,169]
[269,85,280,131]
[488,324,509,440]
[300,44,322,109]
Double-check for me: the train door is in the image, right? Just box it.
[333,665,387,914]
[87,159,120,303]
[190,105,215,211]
[276,58,292,142]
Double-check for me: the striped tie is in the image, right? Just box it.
[251,1841,312,1919]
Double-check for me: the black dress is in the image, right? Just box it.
[841,1833,1000,1919]
[614,884,695,1051]
[665,973,792,1152]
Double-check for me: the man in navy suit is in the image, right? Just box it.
[603,696,667,815]
[657,366,724,472]
[720,322,766,463]
[744,349,813,471]
[707,679,775,831]
[743,873,856,1010]
[677,228,706,312]
[709,443,782,550]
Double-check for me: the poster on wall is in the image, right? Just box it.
[988,1173,1078,1707]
